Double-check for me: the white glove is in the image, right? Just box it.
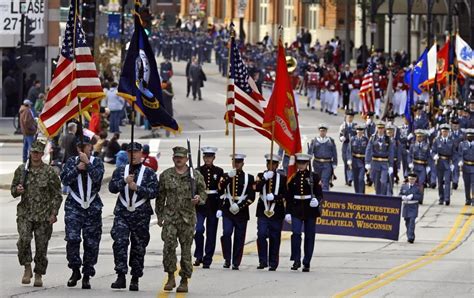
[263,171,274,180]
[332,164,337,170]
[266,193,274,201]
[366,119,372,124]
[450,164,454,172]
[426,166,430,174]
[228,169,237,178]
[340,136,346,142]
[229,203,239,214]
[216,210,223,218]
[310,198,319,208]
[458,161,463,167]
[407,133,414,140]
[429,127,435,134]
[407,194,414,200]
[285,214,292,224]
[433,154,439,161]
[388,167,394,175]
[365,164,371,171]
[347,160,352,166]
[401,195,407,200]
[409,163,414,169]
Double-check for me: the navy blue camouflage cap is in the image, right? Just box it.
[127,142,143,151]
[76,136,92,146]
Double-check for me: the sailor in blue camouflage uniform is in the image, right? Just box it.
[203,35,213,63]
[285,153,323,272]
[109,142,158,291]
[309,124,337,191]
[449,118,465,190]
[399,172,423,243]
[458,128,474,205]
[61,136,104,289]
[172,34,181,62]
[339,110,357,186]
[347,125,369,194]
[408,129,431,196]
[254,154,287,271]
[365,122,395,195]
[218,154,255,270]
[431,124,459,205]
[193,147,224,269]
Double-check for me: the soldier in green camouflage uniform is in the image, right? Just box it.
[10,139,63,287]
[156,146,207,293]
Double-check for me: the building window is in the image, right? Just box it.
[260,0,269,26]
[308,4,318,30]
[283,0,293,27]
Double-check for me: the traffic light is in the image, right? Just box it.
[24,16,35,45]
[81,0,97,51]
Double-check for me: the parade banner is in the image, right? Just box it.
[284,191,402,241]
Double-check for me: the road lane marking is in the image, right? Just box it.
[333,205,472,297]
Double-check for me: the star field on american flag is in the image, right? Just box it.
[61,3,88,59]
[230,40,252,94]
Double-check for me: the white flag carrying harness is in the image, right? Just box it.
[223,173,249,209]
[261,173,280,218]
[119,164,146,212]
[69,156,96,209]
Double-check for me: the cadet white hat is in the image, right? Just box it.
[264,153,282,162]
[201,146,218,154]
[295,153,312,161]
[414,129,427,136]
[440,123,451,130]
[319,123,328,130]
[230,153,246,160]
[466,128,474,135]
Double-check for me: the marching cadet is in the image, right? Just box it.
[458,128,474,206]
[157,146,207,293]
[109,142,158,291]
[386,124,401,193]
[339,110,357,186]
[365,122,395,195]
[347,125,369,194]
[254,154,287,271]
[408,130,431,194]
[309,124,337,191]
[218,154,255,270]
[413,106,430,130]
[450,118,465,190]
[349,67,363,113]
[399,172,423,243]
[194,147,224,268]
[285,153,323,272]
[11,139,62,287]
[61,136,104,289]
[432,124,458,205]
[399,117,411,180]
[365,111,376,138]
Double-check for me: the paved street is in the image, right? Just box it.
[0,59,472,297]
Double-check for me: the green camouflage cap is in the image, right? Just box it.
[173,146,188,157]
[30,139,46,153]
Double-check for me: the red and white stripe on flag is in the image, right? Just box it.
[359,72,375,115]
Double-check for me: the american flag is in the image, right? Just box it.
[225,37,271,139]
[359,62,376,115]
[39,1,104,137]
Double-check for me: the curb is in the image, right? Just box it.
[0,139,23,143]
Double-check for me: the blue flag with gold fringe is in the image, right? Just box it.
[117,5,180,133]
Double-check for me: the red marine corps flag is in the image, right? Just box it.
[39,0,104,137]
[262,38,302,182]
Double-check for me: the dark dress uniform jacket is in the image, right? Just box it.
[197,164,224,216]
[254,172,287,220]
[286,170,323,220]
[219,170,255,221]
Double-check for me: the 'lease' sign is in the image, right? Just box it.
[0,0,45,34]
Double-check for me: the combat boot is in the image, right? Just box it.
[67,268,81,287]
[33,273,43,287]
[111,273,126,289]
[22,263,33,284]
[163,273,175,291]
[81,275,91,289]
[176,278,188,293]
[129,276,139,291]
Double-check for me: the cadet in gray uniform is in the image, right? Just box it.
[458,128,474,205]
[309,124,337,191]
[347,125,368,194]
[339,110,357,186]
[399,172,423,243]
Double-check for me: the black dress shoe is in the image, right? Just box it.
[302,266,310,272]
[453,183,458,190]
[291,261,301,270]
[269,267,276,271]
[193,259,202,266]
[408,239,414,243]
[67,268,81,287]
[232,265,239,270]
[466,201,472,206]
[430,183,436,189]
[129,276,139,291]
[348,181,352,187]
[111,273,126,289]
[439,201,444,205]
[223,261,230,268]
[256,264,267,269]
[202,264,210,269]
[81,275,91,289]
[445,201,450,206]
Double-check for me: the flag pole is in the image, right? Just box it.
[72,0,84,144]
[130,1,142,152]
[225,24,234,136]
[229,24,236,201]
